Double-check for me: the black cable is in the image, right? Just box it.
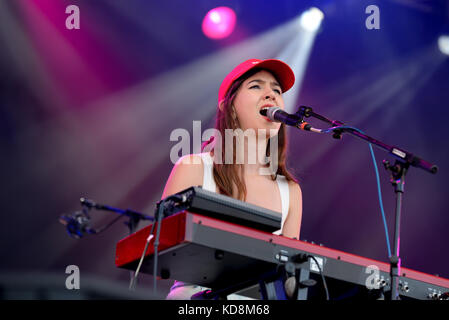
[129,194,185,293]
[152,201,165,295]
[307,255,330,300]
[152,194,185,294]
[128,204,160,291]
[92,214,125,234]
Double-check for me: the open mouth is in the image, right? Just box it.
[260,106,273,122]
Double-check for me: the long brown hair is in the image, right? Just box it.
[202,68,297,201]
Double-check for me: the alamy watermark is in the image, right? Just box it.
[365,264,381,289]
[365,5,380,30]
[364,264,392,291]
[66,5,80,30]
[170,121,280,175]
[65,265,80,290]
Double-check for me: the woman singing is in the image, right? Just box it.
[162,58,303,299]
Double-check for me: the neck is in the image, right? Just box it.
[238,132,271,176]
[211,128,279,177]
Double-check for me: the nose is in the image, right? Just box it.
[264,89,276,101]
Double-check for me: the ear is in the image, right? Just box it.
[231,104,237,119]
[218,100,225,112]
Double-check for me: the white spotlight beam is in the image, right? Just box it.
[300,7,324,32]
[438,35,449,56]
[279,11,323,114]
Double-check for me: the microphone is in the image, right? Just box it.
[80,197,108,210]
[260,107,316,132]
[80,197,96,208]
[59,211,96,239]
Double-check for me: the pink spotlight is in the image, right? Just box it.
[202,7,236,40]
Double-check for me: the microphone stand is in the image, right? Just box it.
[295,106,438,300]
[80,198,154,235]
[79,198,154,289]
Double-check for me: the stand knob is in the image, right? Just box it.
[399,282,409,293]
[428,292,441,300]
[439,292,449,300]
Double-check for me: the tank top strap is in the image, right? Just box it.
[199,152,217,192]
[274,175,289,234]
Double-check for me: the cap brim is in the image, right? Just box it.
[218,58,295,103]
[252,59,295,94]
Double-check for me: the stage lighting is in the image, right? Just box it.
[299,7,324,32]
[438,35,449,56]
[202,7,236,39]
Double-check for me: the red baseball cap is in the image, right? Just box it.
[218,58,295,103]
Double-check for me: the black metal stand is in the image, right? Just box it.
[383,160,408,300]
[60,198,154,239]
[294,105,438,300]
[78,198,154,289]
[295,106,438,174]
[79,198,154,235]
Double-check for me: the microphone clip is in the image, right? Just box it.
[296,106,313,119]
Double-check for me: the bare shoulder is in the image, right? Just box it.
[283,180,303,239]
[288,180,303,199]
[177,154,204,166]
[287,180,303,214]
[161,154,205,199]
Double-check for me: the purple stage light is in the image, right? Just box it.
[202,7,236,40]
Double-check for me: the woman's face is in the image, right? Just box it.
[232,70,285,133]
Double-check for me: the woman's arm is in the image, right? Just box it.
[282,181,303,239]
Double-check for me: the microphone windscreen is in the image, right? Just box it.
[284,276,296,299]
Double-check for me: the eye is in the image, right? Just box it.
[249,85,260,89]
[273,88,281,95]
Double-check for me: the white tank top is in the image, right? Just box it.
[199,152,289,235]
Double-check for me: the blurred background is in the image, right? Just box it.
[0,0,448,299]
